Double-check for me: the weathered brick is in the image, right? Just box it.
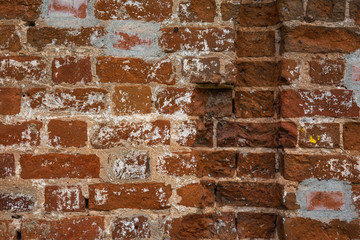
[27,27,106,50]
[173,119,213,147]
[309,59,345,86]
[0,0,42,20]
[237,152,276,179]
[350,0,360,25]
[177,181,215,208]
[306,191,345,211]
[281,26,360,53]
[0,154,15,178]
[0,121,42,146]
[0,221,16,240]
[237,213,277,239]
[52,56,92,84]
[48,120,87,148]
[22,217,105,239]
[235,91,275,118]
[157,152,196,177]
[352,185,360,209]
[216,182,283,208]
[48,0,88,18]
[194,150,236,178]
[236,61,280,87]
[343,122,360,150]
[20,154,100,179]
[96,57,174,84]
[280,89,359,117]
[0,57,45,81]
[94,0,173,21]
[236,31,275,57]
[0,191,35,212]
[113,85,151,114]
[89,183,171,210]
[159,27,235,52]
[27,88,107,113]
[283,191,300,210]
[182,57,221,84]
[278,121,298,148]
[299,123,340,148]
[238,2,279,26]
[0,88,21,115]
[306,0,345,22]
[91,120,170,148]
[0,25,21,52]
[280,59,300,85]
[112,216,150,239]
[45,185,85,212]
[113,32,152,50]
[283,154,360,183]
[178,0,216,22]
[221,1,240,21]
[278,0,303,21]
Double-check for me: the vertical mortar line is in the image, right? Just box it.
[339,120,344,150]
[303,0,308,17]
[345,0,350,19]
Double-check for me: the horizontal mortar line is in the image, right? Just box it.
[279,117,358,123]
[282,20,359,28]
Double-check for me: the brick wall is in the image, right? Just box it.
[0,0,359,239]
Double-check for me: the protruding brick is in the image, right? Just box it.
[159,27,235,52]
[0,57,45,81]
[52,57,92,84]
[234,91,275,118]
[0,191,35,212]
[306,0,345,22]
[157,152,196,177]
[22,217,104,239]
[0,0,42,20]
[194,150,236,178]
[0,121,42,146]
[0,25,21,52]
[0,88,21,115]
[278,121,298,148]
[236,31,275,57]
[237,213,277,239]
[236,61,280,87]
[112,216,150,240]
[299,123,340,148]
[45,185,85,212]
[20,154,100,179]
[48,0,88,18]
[310,59,345,86]
[178,0,216,22]
[216,182,283,208]
[280,89,359,117]
[173,119,213,147]
[113,85,151,114]
[238,2,279,26]
[0,154,15,178]
[89,183,171,210]
[343,122,360,150]
[306,191,345,211]
[48,120,87,148]
[177,181,215,208]
[237,153,276,179]
[91,120,170,149]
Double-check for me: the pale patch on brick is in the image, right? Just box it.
[48,0,88,18]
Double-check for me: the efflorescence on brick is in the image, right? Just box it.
[0,0,360,239]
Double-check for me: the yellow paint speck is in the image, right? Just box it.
[309,135,317,144]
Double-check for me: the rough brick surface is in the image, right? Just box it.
[44,185,85,212]
[0,154,15,178]
[0,56,45,81]
[52,56,92,84]
[48,119,87,147]
[0,88,22,115]
[0,121,42,146]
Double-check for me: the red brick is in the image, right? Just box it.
[235,91,275,118]
[113,85,151,114]
[280,218,360,240]
[0,121,42,146]
[96,57,174,84]
[112,216,150,239]
[178,0,216,22]
[352,185,360,209]
[0,88,21,115]
[237,213,277,239]
[221,1,240,21]
[167,212,236,240]
[89,183,171,210]
[177,181,215,208]
[0,154,15,178]
[216,181,283,208]
[238,2,279,26]
[48,120,87,148]
[52,56,92,84]
[0,25,21,52]
[278,121,298,148]
[236,61,280,87]
[283,154,360,183]
[113,32,152,50]
[94,0,173,21]
[48,0,88,18]
[310,59,345,86]
[159,27,235,52]
[0,191,35,212]
[280,89,359,118]
[45,185,85,212]
[27,88,107,113]
[278,0,304,21]
[91,120,170,148]
[236,31,275,57]
[195,150,236,178]
[343,122,360,150]
[306,191,345,211]
[0,221,16,240]
[299,123,340,149]
[237,152,276,179]
[182,57,221,84]
[280,59,300,85]
[22,216,104,239]
[350,0,360,25]
[27,27,106,50]
[283,191,300,210]
[0,57,45,81]
[306,0,345,22]
[20,153,100,179]
[157,152,196,177]
[155,88,232,117]
[281,26,360,53]
[0,0,42,21]
[174,119,213,147]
